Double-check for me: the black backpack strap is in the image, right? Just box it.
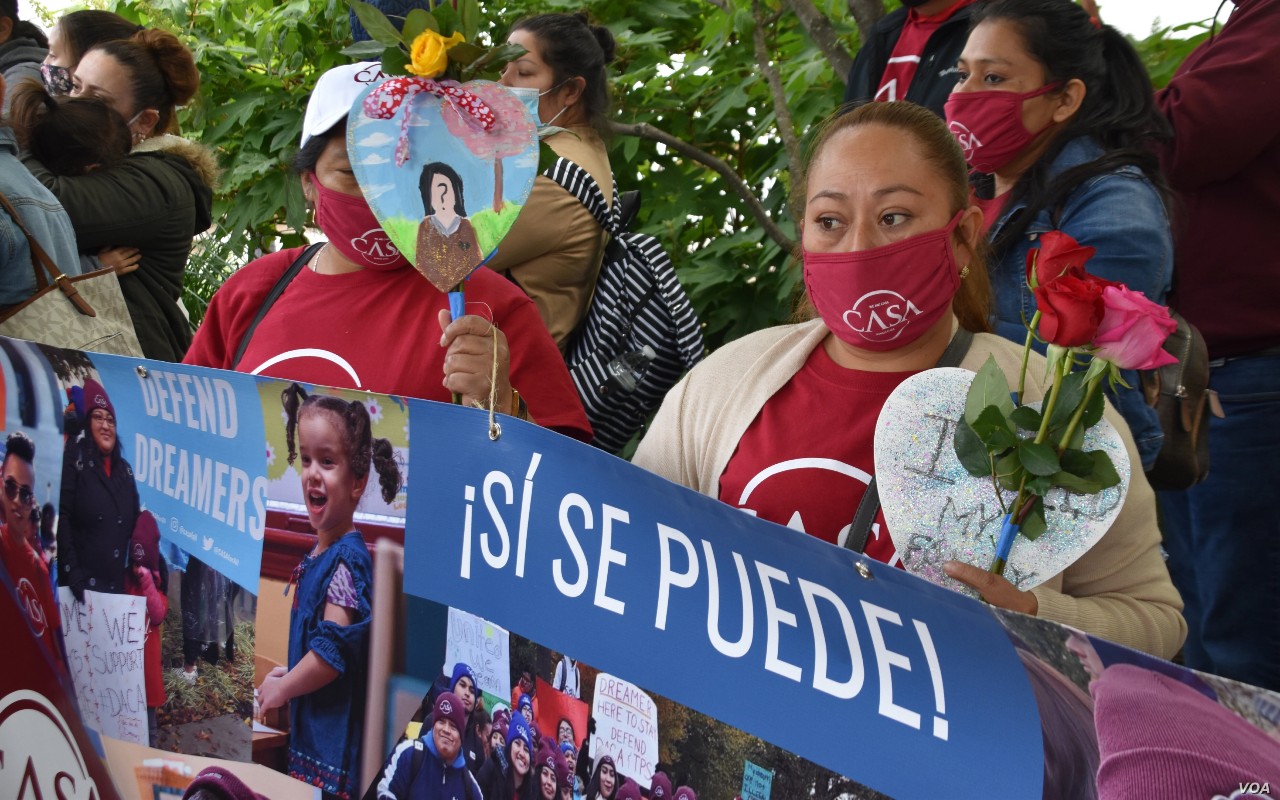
[231,243,323,370]
[844,327,975,554]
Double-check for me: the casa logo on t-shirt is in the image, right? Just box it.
[351,228,404,266]
[0,690,100,800]
[842,290,923,342]
[16,577,47,637]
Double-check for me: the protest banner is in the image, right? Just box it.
[58,587,148,745]
[445,606,512,703]
[534,676,589,753]
[91,354,270,593]
[741,760,773,800]
[590,673,659,785]
[403,401,1045,799]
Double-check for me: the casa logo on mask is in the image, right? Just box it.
[351,229,404,266]
[948,121,982,162]
[842,290,923,342]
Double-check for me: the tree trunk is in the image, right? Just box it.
[493,156,505,213]
[780,0,855,82]
[847,0,887,43]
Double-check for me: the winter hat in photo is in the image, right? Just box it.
[506,708,533,753]
[451,662,478,693]
[517,691,533,714]
[82,378,115,420]
[181,767,266,800]
[432,691,467,735]
[650,771,673,799]
[301,61,386,147]
[615,779,643,800]
[553,748,572,789]
[560,741,576,758]
[130,510,161,572]
[1092,664,1280,799]
[673,786,698,800]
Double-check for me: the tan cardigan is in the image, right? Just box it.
[633,319,1187,659]
[487,124,611,349]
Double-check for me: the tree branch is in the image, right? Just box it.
[779,0,854,82]
[752,0,802,177]
[607,119,795,252]
[846,0,887,43]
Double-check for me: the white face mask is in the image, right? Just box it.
[507,82,568,127]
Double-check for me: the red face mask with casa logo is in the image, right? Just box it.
[943,83,1061,173]
[803,211,964,351]
[311,178,409,271]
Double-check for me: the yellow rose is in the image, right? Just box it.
[407,30,465,78]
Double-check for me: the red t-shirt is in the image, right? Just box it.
[876,0,977,103]
[718,344,918,567]
[185,248,592,441]
[1,526,60,659]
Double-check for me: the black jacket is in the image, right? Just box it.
[57,435,141,595]
[24,136,217,362]
[843,2,982,118]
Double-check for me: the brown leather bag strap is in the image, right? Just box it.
[0,190,96,317]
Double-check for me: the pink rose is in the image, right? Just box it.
[1092,286,1178,370]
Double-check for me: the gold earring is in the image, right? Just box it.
[959,263,970,279]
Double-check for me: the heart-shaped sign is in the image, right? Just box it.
[874,367,1130,594]
[348,78,538,292]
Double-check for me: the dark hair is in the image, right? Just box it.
[512,12,615,132]
[972,0,1173,260]
[796,101,992,334]
[1,1,49,49]
[88,27,199,134]
[419,161,468,217]
[8,81,131,175]
[293,118,345,174]
[471,705,491,735]
[53,10,140,67]
[584,756,618,800]
[3,431,35,466]
[282,383,401,504]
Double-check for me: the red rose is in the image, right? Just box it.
[1026,231,1098,288]
[1092,285,1179,369]
[1033,273,1105,347]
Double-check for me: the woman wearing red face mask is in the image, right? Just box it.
[184,63,591,443]
[945,0,1174,472]
[633,101,1184,660]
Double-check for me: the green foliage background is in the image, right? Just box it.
[40,0,1210,348]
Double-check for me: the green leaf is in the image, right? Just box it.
[1059,448,1094,477]
[1088,450,1123,489]
[1081,381,1106,428]
[449,42,486,69]
[953,419,992,478]
[1048,470,1103,494]
[348,0,403,46]
[972,406,1019,451]
[382,45,409,76]
[432,2,457,36]
[1009,405,1043,432]
[341,40,386,58]
[1026,475,1052,497]
[995,451,1024,492]
[458,0,480,41]
[466,42,527,77]
[1018,441,1061,477]
[402,8,434,42]
[965,355,1015,425]
[1020,502,1047,541]
[1048,370,1086,430]
[537,140,559,175]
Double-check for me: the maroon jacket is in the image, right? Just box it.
[1156,0,1280,358]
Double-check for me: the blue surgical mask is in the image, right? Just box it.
[506,82,569,127]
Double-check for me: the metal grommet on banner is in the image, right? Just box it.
[856,560,873,580]
[135,365,149,379]
[488,421,502,441]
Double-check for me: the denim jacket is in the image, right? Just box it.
[987,136,1173,469]
[0,126,82,305]
[287,531,372,798]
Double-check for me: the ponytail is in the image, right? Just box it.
[283,383,402,503]
[7,81,132,176]
[281,383,308,466]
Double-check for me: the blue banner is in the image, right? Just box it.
[404,402,1044,799]
[92,355,268,593]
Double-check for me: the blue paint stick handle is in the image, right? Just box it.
[995,514,1020,562]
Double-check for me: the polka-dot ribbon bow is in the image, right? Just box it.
[362,77,497,166]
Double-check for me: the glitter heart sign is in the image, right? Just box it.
[874,367,1130,594]
[348,78,537,292]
